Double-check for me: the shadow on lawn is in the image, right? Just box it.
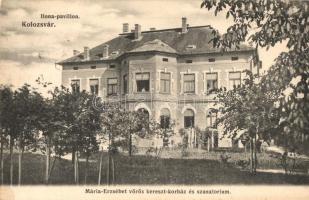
[2,152,309,185]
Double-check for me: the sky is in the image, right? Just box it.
[0,0,288,92]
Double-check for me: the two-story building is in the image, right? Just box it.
[58,17,260,150]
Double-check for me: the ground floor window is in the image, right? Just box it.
[184,109,194,128]
[160,108,170,129]
[71,79,80,93]
[89,79,99,95]
[107,78,118,96]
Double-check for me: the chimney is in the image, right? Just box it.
[134,24,141,40]
[150,27,156,31]
[73,50,80,56]
[182,17,187,33]
[103,44,109,59]
[84,47,89,60]
[123,23,129,33]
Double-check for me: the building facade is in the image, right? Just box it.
[58,18,260,149]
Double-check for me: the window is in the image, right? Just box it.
[123,74,128,94]
[89,79,99,95]
[160,108,170,129]
[184,109,194,128]
[208,58,215,62]
[229,71,241,89]
[107,78,118,95]
[185,60,193,63]
[109,64,116,69]
[71,79,80,93]
[206,111,217,128]
[231,56,239,61]
[162,58,168,62]
[206,72,218,94]
[183,74,195,94]
[160,72,171,93]
[90,66,96,69]
[73,66,79,70]
[136,72,150,92]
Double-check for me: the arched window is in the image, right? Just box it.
[184,109,194,128]
[160,108,170,129]
[137,108,149,121]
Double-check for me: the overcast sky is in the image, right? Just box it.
[0,0,287,91]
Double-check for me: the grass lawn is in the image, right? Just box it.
[1,151,309,185]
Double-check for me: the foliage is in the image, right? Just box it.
[201,0,309,151]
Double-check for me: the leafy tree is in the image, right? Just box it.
[214,71,280,173]
[201,0,309,153]
[12,84,44,184]
[0,85,14,184]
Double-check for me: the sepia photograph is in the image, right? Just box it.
[0,0,308,199]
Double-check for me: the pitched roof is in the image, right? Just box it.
[58,25,254,64]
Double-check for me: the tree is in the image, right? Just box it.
[214,71,280,173]
[201,0,309,152]
[13,84,44,185]
[0,85,14,184]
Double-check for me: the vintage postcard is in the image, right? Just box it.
[0,0,308,199]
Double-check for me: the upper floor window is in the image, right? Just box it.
[109,64,116,69]
[183,74,195,94]
[136,72,150,92]
[90,65,96,69]
[162,58,168,62]
[107,78,118,96]
[206,111,217,128]
[89,79,99,95]
[185,60,193,63]
[71,79,80,93]
[160,72,171,93]
[229,71,241,89]
[206,72,218,94]
[123,74,128,94]
[73,66,79,70]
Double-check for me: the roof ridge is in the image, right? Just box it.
[119,25,212,35]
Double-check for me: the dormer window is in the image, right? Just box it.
[208,58,215,62]
[73,66,79,70]
[186,44,196,49]
[231,56,239,61]
[111,51,119,56]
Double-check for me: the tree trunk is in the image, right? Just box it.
[250,138,254,174]
[48,156,58,182]
[74,151,79,184]
[207,136,210,152]
[45,136,50,184]
[98,150,103,185]
[72,147,76,165]
[18,141,22,185]
[111,156,115,184]
[0,131,4,185]
[9,135,14,185]
[129,133,132,156]
[107,152,110,185]
[84,154,89,185]
[254,135,257,174]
